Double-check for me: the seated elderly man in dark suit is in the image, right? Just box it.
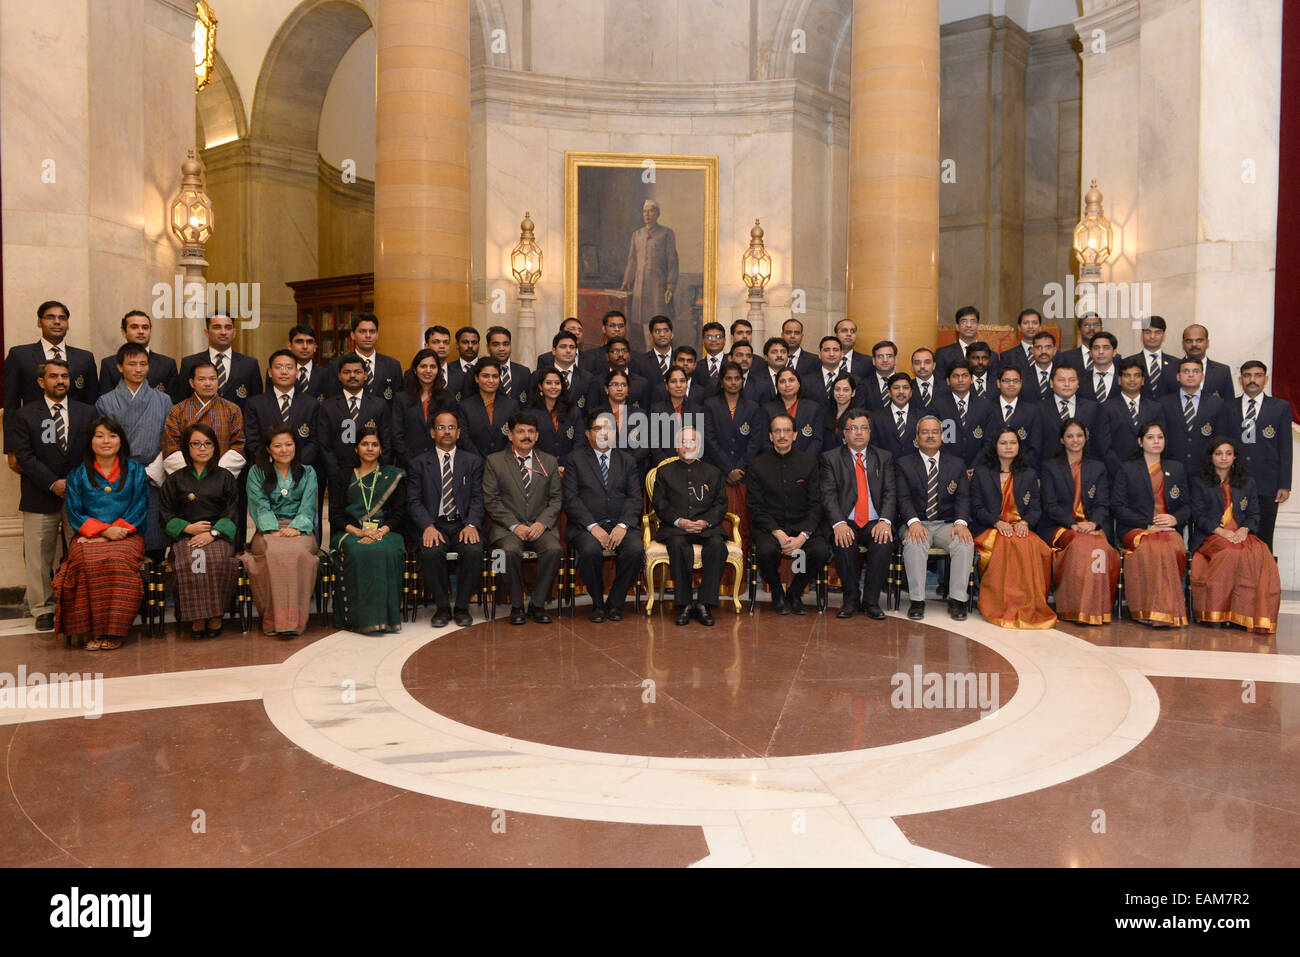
[821,408,896,620]
[563,412,644,622]
[652,426,729,627]
[408,410,485,628]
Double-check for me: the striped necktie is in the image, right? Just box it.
[349,394,360,423]
[599,451,610,486]
[1129,398,1139,429]
[879,378,888,405]
[363,358,374,391]
[1184,394,1196,431]
[709,357,720,379]
[825,371,835,399]
[895,409,906,441]
[1004,403,1013,423]
[52,403,66,453]
[925,457,939,519]
[920,381,931,405]
[1149,354,1161,390]
[1084,350,1093,373]
[1095,373,1107,404]
[518,454,531,495]
[440,452,456,519]
[52,345,64,362]
[1243,397,1257,437]
[1038,370,1050,400]
[214,353,227,392]
[297,366,309,394]
[1059,398,1069,422]
[279,392,291,424]
[500,362,512,396]
[957,397,968,430]
[657,352,669,376]
[973,377,985,398]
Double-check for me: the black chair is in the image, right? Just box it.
[145,550,253,637]
[400,542,492,623]
[746,546,829,614]
[561,545,646,617]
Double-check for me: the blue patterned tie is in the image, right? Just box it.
[500,362,512,396]
[280,392,291,424]
[925,457,939,519]
[1059,399,1069,422]
[1129,399,1139,429]
[518,454,531,496]
[600,452,609,487]
[1243,397,1257,437]
[363,358,374,392]
[1095,373,1107,404]
[1038,370,1049,400]
[1149,355,1161,390]
[215,353,227,392]
[440,452,455,519]
[297,366,308,394]
[1184,395,1195,432]
[957,397,968,431]
[349,395,360,423]
[53,403,66,453]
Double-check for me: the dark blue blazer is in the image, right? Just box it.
[1098,394,1166,476]
[784,350,820,379]
[800,368,845,408]
[998,341,1038,380]
[1111,458,1191,540]
[586,370,651,413]
[444,359,478,405]
[1125,351,1180,400]
[563,445,642,537]
[579,400,650,470]
[762,398,824,458]
[969,466,1042,537]
[1190,475,1260,554]
[578,345,611,378]
[895,451,970,526]
[323,351,403,407]
[175,350,262,409]
[496,360,533,406]
[1034,396,1106,464]
[930,391,992,469]
[391,392,456,471]
[701,395,763,475]
[316,391,394,475]
[9,398,95,513]
[1055,345,1095,381]
[263,362,331,401]
[693,352,731,392]
[407,447,485,530]
[243,391,320,469]
[935,341,1000,383]
[1229,394,1292,497]
[100,351,177,397]
[1159,392,1233,475]
[742,367,780,407]
[455,393,518,461]
[1038,457,1111,541]
[858,370,894,412]
[638,349,675,383]
[527,402,583,464]
[909,377,950,413]
[980,397,1043,463]
[1201,358,1234,401]
[868,404,925,461]
[3,343,98,448]
[544,365,592,415]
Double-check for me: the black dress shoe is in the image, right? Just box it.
[771,597,790,615]
[788,596,807,616]
[864,605,887,620]
[529,605,552,624]
[453,609,473,627]
[674,606,693,626]
[837,603,857,619]
[588,607,606,623]
[34,613,55,632]
[908,600,926,620]
[606,607,625,622]
[431,609,452,628]
[696,604,715,626]
[509,607,527,625]
[947,599,968,621]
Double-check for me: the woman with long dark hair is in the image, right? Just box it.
[455,357,517,459]
[244,425,320,636]
[393,348,450,469]
[649,366,704,468]
[1039,418,1119,624]
[823,372,857,443]
[1112,420,1190,627]
[526,367,582,465]
[1188,437,1280,633]
[970,426,1055,628]
[52,417,147,650]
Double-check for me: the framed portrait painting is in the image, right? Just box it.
[564,151,718,350]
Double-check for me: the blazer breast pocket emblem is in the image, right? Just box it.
[1087,484,1096,498]
[1263,425,1276,438]
[384,386,393,400]
[1200,422,1212,436]
[1169,484,1180,499]
[739,422,750,435]
[1022,490,1031,505]
[947,480,958,494]
[500,423,509,435]
[972,426,984,438]
[1240,497,1248,510]
[75,375,85,389]
[801,424,813,437]
[365,419,376,429]
[565,425,574,439]
[298,424,310,437]
[1017,427,1027,440]
[236,384,248,398]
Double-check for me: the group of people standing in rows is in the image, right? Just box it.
[3,297,1289,647]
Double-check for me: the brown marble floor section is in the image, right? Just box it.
[2,700,708,867]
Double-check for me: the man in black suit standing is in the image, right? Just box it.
[652,426,729,627]
[833,318,871,382]
[175,312,262,410]
[535,317,585,371]
[642,315,676,383]
[694,321,730,388]
[909,347,948,410]
[318,353,394,476]
[324,313,403,407]
[485,325,532,406]
[869,373,924,460]
[444,325,480,403]
[999,307,1045,379]
[1160,357,1232,475]
[935,306,999,382]
[408,410,485,628]
[1081,331,1120,405]
[781,318,820,377]
[1034,365,1105,463]
[4,299,97,468]
[1232,360,1292,550]
[1056,312,1103,380]
[822,409,895,620]
[982,366,1040,462]
[1026,331,1058,404]
[545,330,592,411]
[1098,357,1164,476]
[579,311,626,377]
[932,359,991,470]
[564,412,644,622]
[801,336,847,407]
[1180,324,1234,400]
[280,325,331,401]
[742,337,788,406]
[861,340,899,412]
[98,310,178,396]
[10,359,94,630]
[1128,315,1178,401]
[965,341,996,402]
[245,350,321,472]
[746,412,828,615]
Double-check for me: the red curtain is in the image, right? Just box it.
[1273,1,1300,423]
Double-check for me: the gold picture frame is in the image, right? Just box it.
[564,150,718,349]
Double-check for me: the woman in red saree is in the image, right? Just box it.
[1112,421,1190,627]
[1039,418,1119,624]
[1189,438,1280,633]
[970,427,1056,628]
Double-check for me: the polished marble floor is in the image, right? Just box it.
[0,594,1296,867]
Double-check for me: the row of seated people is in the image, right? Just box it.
[48,401,1280,650]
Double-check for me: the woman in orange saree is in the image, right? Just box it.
[1112,420,1190,627]
[1189,438,1280,634]
[1039,419,1119,624]
[970,427,1056,628]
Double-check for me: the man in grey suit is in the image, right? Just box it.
[621,199,679,349]
[483,411,564,625]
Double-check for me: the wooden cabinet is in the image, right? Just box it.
[285,273,374,361]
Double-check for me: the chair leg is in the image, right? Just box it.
[747,549,758,615]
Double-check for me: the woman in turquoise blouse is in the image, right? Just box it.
[244,424,320,636]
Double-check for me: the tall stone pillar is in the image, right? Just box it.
[847,0,940,353]
[375,0,471,354]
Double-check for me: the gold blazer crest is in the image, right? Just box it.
[946,480,958,494]
[801,424,813,437]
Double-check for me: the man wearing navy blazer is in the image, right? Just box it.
[694,321,730,390]
[1055,313,1104,381]
[1034,365,1106,464]
[935,306,1000,382]
[579,312,626,377]
[98,310,178,397]
[444,325,481,403]
[1160,357,1232,476]
[586,337,651,412]
[780,318,820,378]
[174,312,262,410]
[1127,314,1179,401]
[909,347,950,411]
[742,337,787,407]
[896,416,974,621]
[323,313,403,407]
[535,317,585,372]
[409,410,485,628]
[271,325,331,401]
[1232,360,1292,550]
[1180,324,1234,400]
[860,341,900,412]
[4,299,97,460]
[544,330,593,412]
[485,325,532,406]
[998,308,1047,379]
[981,366,1042,463]
[932,359,992,469]
[1098,358,1166,476]
[564,413,644,622]
[245,350,321,470]
[317,353,394,476]
[868,374,926,460]
[1079,331,1121,405]
[821,408,896,619]
[800,336,849,408]
[9,359,94,630]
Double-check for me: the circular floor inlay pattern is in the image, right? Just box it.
[400,617,1018,758]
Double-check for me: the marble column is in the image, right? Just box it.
[375,0,471,355]
[847,0,940,354]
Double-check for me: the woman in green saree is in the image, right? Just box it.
[329,427,406,634]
